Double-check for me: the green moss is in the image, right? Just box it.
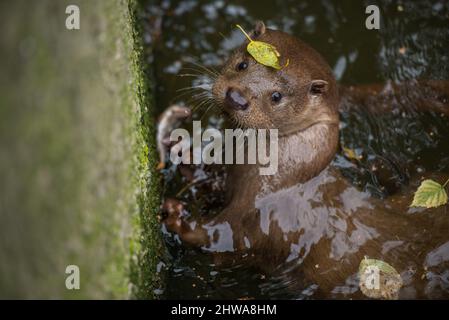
[124,0,166,298]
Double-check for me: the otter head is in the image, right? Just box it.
[213,21,339,136]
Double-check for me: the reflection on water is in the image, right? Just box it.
[144,0,449,298]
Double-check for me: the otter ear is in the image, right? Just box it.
[251,21,266,38]
[309,80,329,95]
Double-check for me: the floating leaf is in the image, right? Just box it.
[359,257,403,300]
[236,25,288,70]
[411,179,448,208]
[359,258,398,275]
[342,146,361,161]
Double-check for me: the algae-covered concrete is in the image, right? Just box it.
[0,0,163,298]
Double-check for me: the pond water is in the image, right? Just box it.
[143,0,449,299]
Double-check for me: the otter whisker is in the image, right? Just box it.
[171,88,207,103]
[178,73,205,78]
[179,67,216,79]
[189,60,220,77]
[200,100,215,111]
[183,59,220,78]
[192,93,215,111]
[192,96,215,113]
[172,84,213,103]
[200,102,217,121]
[191,91,213,101]
[180,94,213,114]
[176,85,210,93]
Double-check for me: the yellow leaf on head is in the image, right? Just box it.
[236,24,288,70]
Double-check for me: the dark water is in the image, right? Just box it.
[144,0,449,299]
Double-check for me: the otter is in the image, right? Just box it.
[162,21,449,298]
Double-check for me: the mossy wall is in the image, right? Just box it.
[0,0,163,298]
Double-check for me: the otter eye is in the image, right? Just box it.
[236,61,248,71]
[271,91,282,103]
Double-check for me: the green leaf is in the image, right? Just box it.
[411,179,448,208]
[358,257,403,300]
[359,258,398,275]
[236,25,288,70]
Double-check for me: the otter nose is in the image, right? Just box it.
[225,88,249,110]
